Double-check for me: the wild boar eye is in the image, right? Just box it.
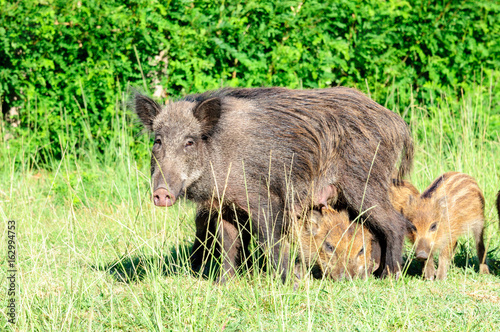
[357,247,365,256]
[429,222,438,232]
[185,139,195,148]
[154,138,161,146]
[324,242,334,253]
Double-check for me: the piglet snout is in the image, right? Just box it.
[416,250,429,261]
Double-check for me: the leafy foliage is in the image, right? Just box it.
[1,0,499,165]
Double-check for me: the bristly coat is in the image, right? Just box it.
[134,87,414,281]
[296,207,380,280]
[405,172,489,280]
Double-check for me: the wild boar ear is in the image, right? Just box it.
[408,194,416,206]
[193,97,222,137]
[435,196,449,209]
[405,195,417,215]
[407,221,417,233]
[134,93,162,131]
[338,209,349,221]
[307,210,323,236]
[435,196,449,219]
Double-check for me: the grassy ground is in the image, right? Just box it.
[1,85,499,331]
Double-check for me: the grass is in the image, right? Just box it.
[1,83,500,331]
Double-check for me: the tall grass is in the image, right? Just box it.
[1,83,499,331]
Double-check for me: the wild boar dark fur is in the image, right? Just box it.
[190,204,253,281]
[497,191,500,228]
[134,87,414,281]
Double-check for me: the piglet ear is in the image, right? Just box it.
[134,93,162,131]
[192,97,221,137]
[435,196,449,219]
[338,209,349,221]
[306,210,324,236]
[435,196,449,209]
[408,194,416,205]
[405,194,417,216]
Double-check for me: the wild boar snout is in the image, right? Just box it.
[415,238,431,261]
[415,250,429,261]
[153,187,176,207]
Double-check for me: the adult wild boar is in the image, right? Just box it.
[134,87,414,282]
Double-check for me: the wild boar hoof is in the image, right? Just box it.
[436,272,446,280]
[215,275,228,285]
[479,263,490,274]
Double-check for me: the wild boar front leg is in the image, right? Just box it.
[191,207,214,273]
[191,207,244,283]
[215,219,242,284]
[422,253,436,280]
[436,240,456,280]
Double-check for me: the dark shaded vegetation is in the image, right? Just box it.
[1,0,499,167]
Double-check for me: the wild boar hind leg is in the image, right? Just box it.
[474,226,490,274]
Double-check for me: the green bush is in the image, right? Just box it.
[1,0,499,165]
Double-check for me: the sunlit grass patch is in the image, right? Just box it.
[1,84,499,331]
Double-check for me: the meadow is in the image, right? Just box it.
[1,82,499,331]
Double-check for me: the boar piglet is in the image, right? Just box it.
[296,207,380,280]
[405,172,489,280]
[134,87,414,282]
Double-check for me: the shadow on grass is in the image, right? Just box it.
[93,243,213,283]
[95,243,268,283]
[402,242,500,279]
[96,242,500,283]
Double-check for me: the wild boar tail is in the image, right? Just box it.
[397,127,414,181]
